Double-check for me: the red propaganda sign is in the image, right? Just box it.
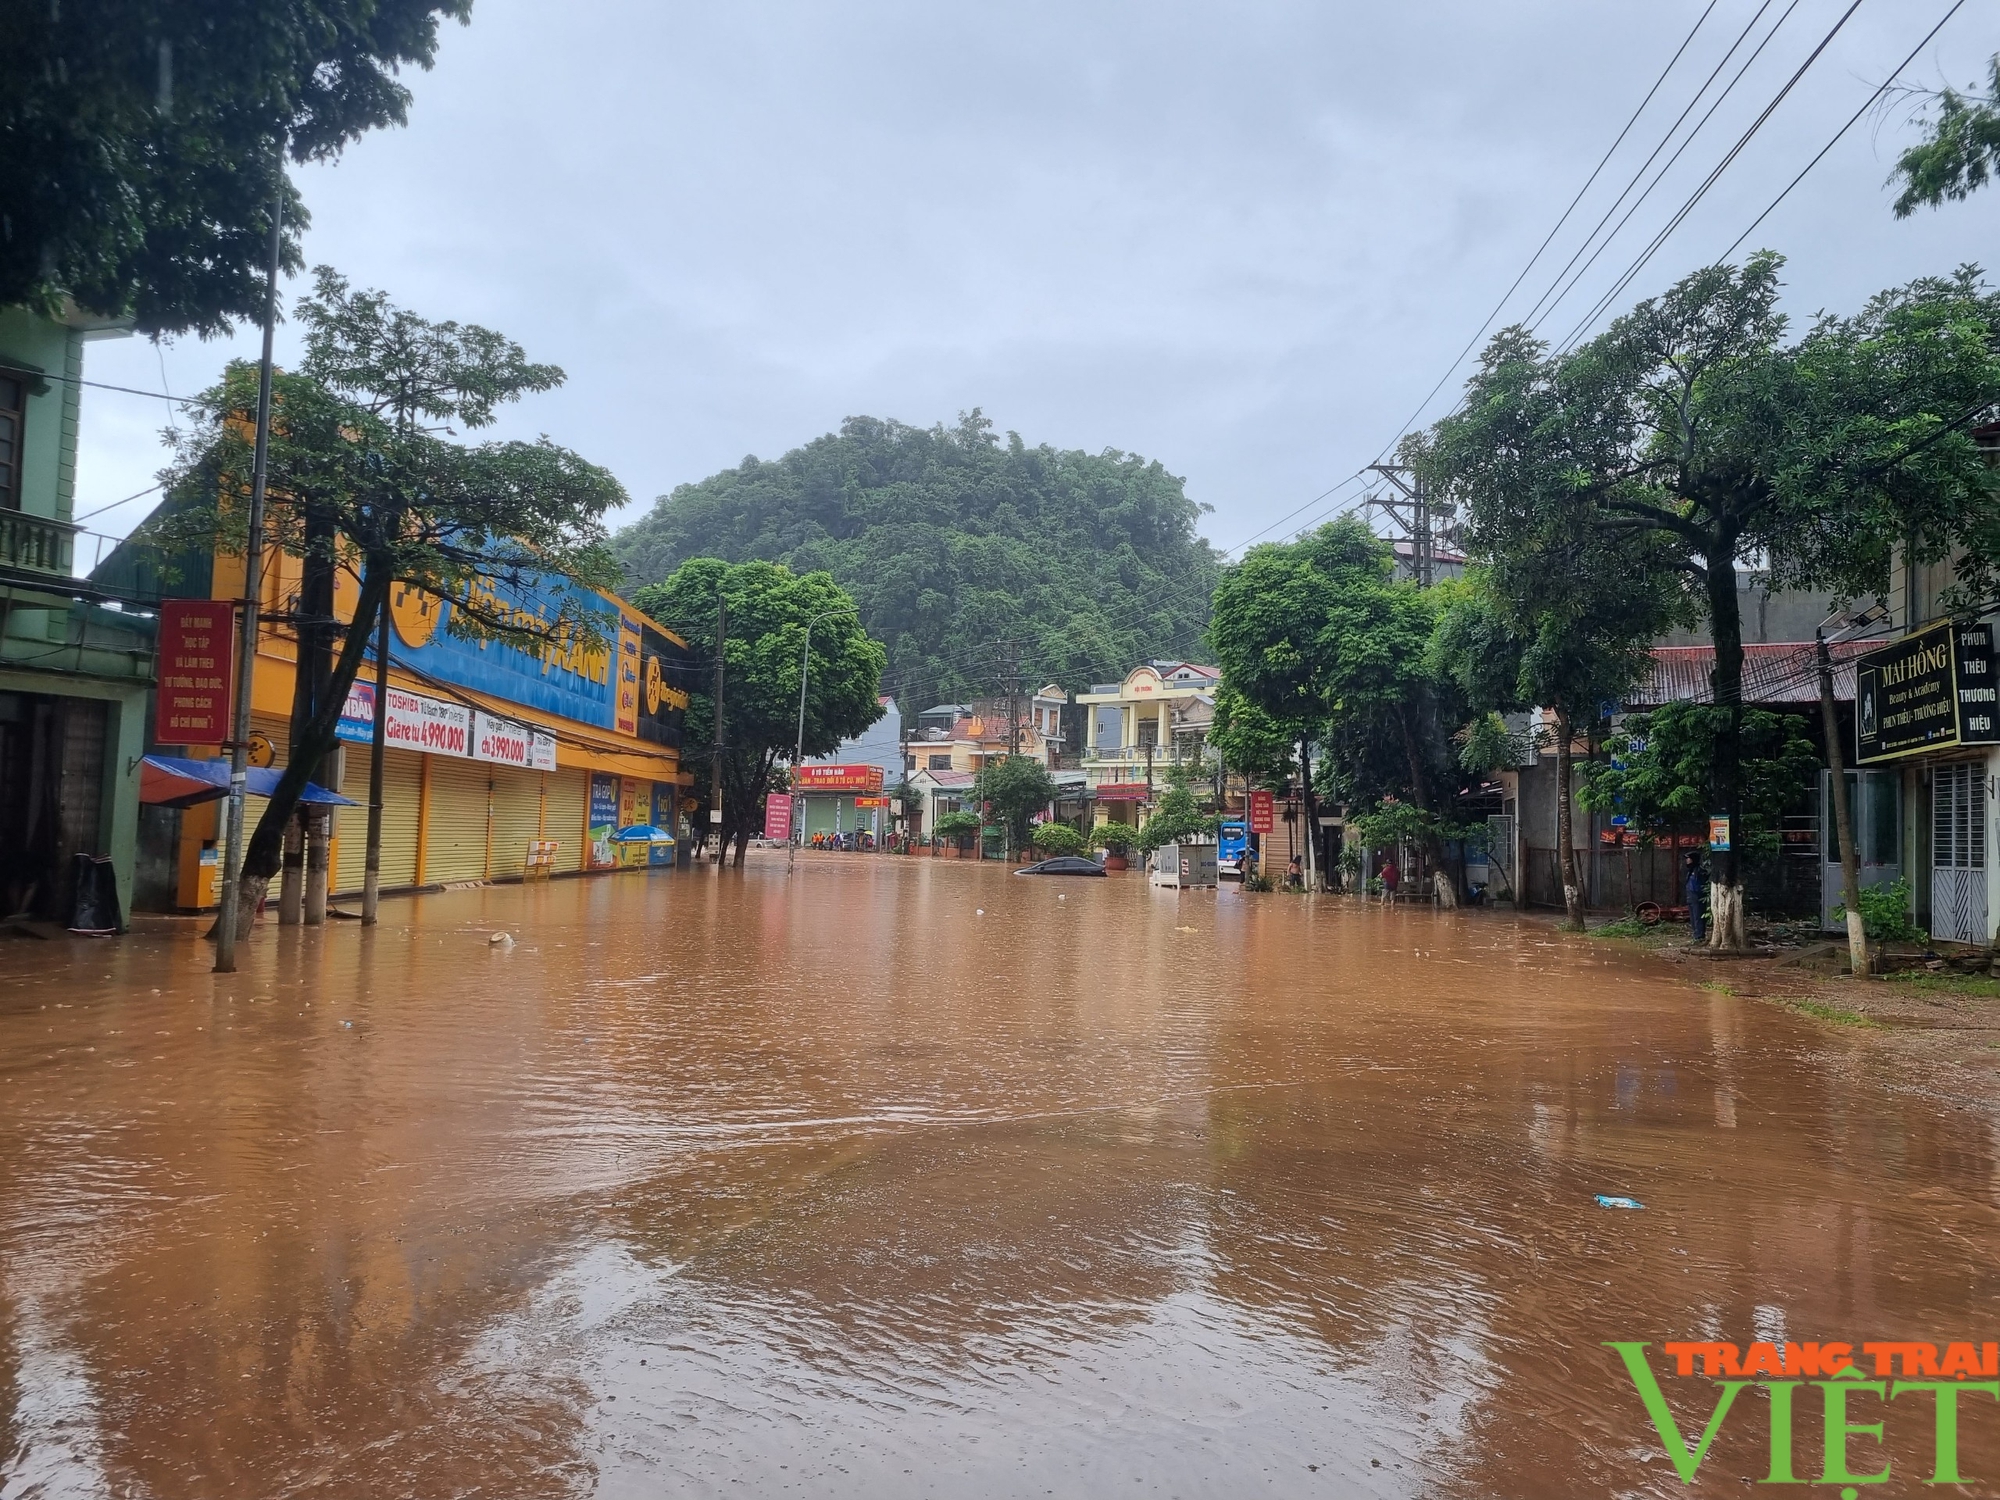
[764,793,793,841]
[1095,782,1153,802]
[1248,788,1275,835]
[794,763,884,793]
[155,600,233,745]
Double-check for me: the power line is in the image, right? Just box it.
[1372,0,1727,448]
[1524,0,1803,335]
[1551,0,1871,355]
[1718,0,1970,261]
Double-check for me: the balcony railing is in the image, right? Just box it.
[0,511,77,575]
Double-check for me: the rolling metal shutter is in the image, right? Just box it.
[423,755,492,885]
[486,767,545,881]
[544,768,588,873]
[331,745,423,894]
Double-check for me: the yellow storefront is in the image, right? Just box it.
[161,537,692,909]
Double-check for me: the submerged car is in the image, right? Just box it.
[1012,856,1108,877]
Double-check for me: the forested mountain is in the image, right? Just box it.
[613,410,1221,705]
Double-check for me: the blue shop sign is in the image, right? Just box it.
[380,572,622,729]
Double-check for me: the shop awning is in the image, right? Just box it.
[139,755,358,810]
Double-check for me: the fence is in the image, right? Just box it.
[1521,837,1823,919]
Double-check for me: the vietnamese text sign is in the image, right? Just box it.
[1856,621,1959,763]
[1957,621,1999,743]
[1248,788,1274,834]
[763,793,793,841]
[155,600,233,745]
[587,772,620,868]
[336,682,472,757]
[1708,816,1731,852]
[794,763,884,792]
[471,710,556,771]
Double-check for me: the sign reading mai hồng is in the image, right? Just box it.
[1855,619,2000,763]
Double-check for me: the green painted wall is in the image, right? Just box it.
[0,306,83,523]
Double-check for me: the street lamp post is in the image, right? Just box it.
[789,605,858,873]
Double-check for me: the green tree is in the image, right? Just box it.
[613,410,1220,706]
[145,272,623,940]
[972,754,1057,856]
[1891,54,2000,218]
[1208,517,1440,891]
[632,559,885,866]
[1137,777,1208,856]
[1030,823,1087,857]
[1207,681,1302,788]
[1426,333,1686,929]
[1580,704,1817,863]
[2,2,470,335]
[1473,255,2000,947]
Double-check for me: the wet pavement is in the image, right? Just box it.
[1,853,1997,1498]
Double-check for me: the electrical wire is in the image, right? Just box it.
[1525,0,1804,336]
[1717,0,1970,261]
[1366,0,1726,451]
[1551,0,1871,354]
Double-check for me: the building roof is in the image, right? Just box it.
[914,769,977,790]
[1628,641,1872,708]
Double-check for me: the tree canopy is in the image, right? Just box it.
[143,271,622,934]
[631,559,885,865]
[2,0,470,335]
[613,410,1220,704]
[1891,53,2000,218]
[972,754,1057,855]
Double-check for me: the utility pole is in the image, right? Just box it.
[361,590,390,924]
[710,592,726,865]
[214,152,284,975]
[1817,616,1876,976]
[999,640,1022,759]
[1367,463,1457,589]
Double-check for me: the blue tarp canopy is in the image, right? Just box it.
[139,754,358,810]
[614,824,674,842]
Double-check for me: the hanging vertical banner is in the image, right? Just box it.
[615,616,643,736]
[587,772,620,868]
[763,792,793,842]
[154,600,233,745]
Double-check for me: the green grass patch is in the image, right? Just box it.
[1886,970,2000,999]
[1593,917,1650,939]
[1699,980,1736,996]
[1790,997,1885,1029]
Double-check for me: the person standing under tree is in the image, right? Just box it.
[1684,852,1706,944]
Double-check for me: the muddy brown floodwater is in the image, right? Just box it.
[2,854,1998,1498]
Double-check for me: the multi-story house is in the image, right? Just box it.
[1075,662,1218,828]
[0,304,153,930]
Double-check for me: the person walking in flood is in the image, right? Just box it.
[1685,851,1706,943]
[1380,858,1400,901]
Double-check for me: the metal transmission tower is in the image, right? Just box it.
[1364,464,1461,588]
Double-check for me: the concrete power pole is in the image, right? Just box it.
[710,593,726,864]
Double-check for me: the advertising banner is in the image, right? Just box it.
[470,710,557,772]
[1248,788,1275,835]
[337,682,472,756]
[763,793,793,842]
[1856,621,1960,763]
[794,763,885,792]
[154,600,233,745]
[615,616,642,736]
[618,777,643,830]
[1095,782,1152,801]
[651,781,676,831]
[587,772,620,868]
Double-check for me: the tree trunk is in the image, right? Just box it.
[1703,551,1750,952]
[1298,737,1317,890]
[1397,709,1454,904]
[1554,707,1584,931]
[209,563,392,942]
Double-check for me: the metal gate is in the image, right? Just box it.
[1932,761,1988,946]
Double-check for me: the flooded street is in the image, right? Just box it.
[2,854,1997,1498]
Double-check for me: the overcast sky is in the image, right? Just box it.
[71,0,1997,572]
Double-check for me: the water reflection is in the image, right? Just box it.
[0,855,1996,1496]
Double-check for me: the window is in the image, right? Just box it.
[0,374,22,512]
[928,753,952,770]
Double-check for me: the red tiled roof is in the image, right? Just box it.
[1629,641,1872,707]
